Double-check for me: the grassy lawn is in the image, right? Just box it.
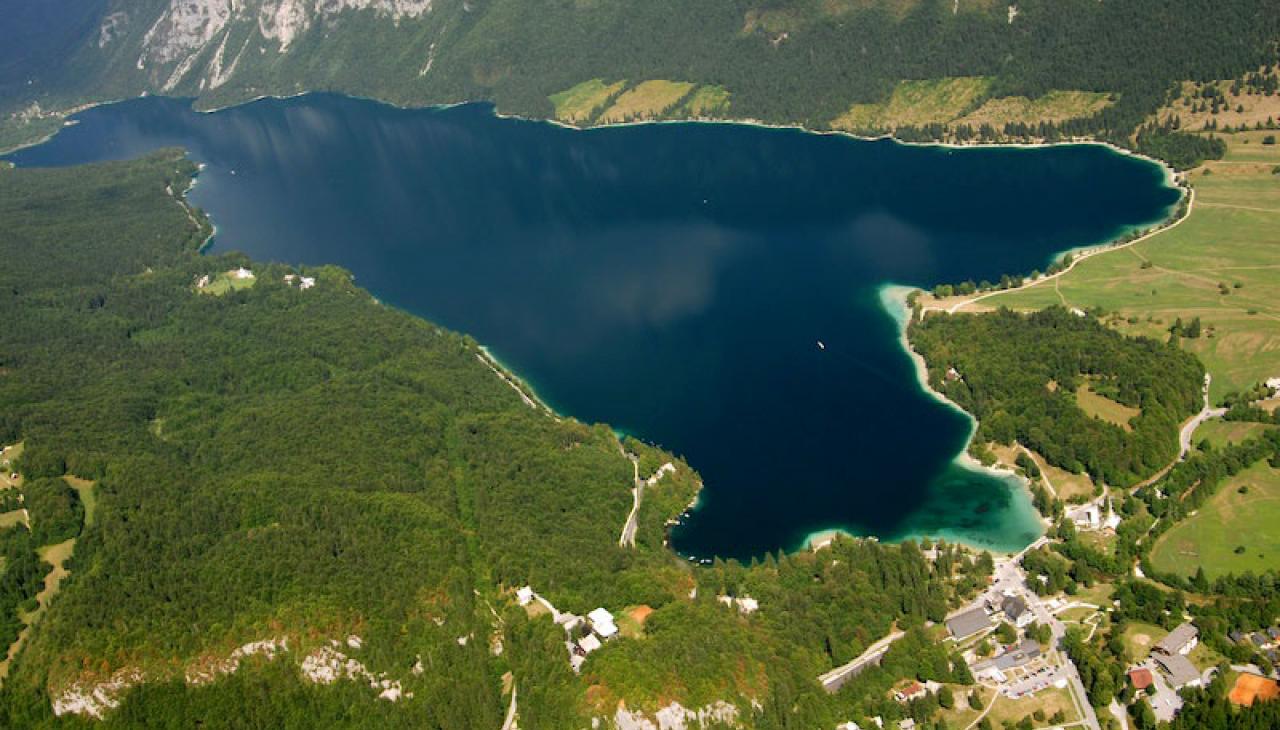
[0,510,27,529]
[1038,457,1097,502]
[1073,581,1115,607]
[1194,419,1276,450]
[200,269,257,296]
[549,79,626,123]
[599,81,696,123]
[1059,606,1098,623]
[1150,459,1280,578]
[1077,530,1116,557]
[985,131,1280,402]
[1075,379,1140,431]
[986,685,1079,728]
[1121,621,1168,663]
[1188,639,1227,671]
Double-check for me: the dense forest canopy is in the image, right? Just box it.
[910,307,1205,486]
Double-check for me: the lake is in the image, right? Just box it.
[6,95,1180,561]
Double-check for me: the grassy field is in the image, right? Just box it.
[1075,379,1140,431]
[832,78,1112,134]
[959,90,1112,127]
[1121,621,1167,662]
[599,81,696,123]
[200,269,258,296]
[679,86,731,117]
[1194,419,1276,449]
[984,131,1280,401]
[833,77,992,130]
[550,79,627,123]
[1150,459,1280,578]
[63,475,96,528]
[933,685,993,728]
[985,685,1079,728]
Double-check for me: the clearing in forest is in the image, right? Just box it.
[599,81,696,124]
[984,131,1280,401]
[833,77,993,131]
[1150,459,1280,579]
[959,90,1112,127]
[1075,378,1140,431]
[199,269,257,296]
[679,86,731,117]
[550,79,627,123]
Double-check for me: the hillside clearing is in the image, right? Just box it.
[1075,379,1140,431]
[550,79,626,123]
[599,81,696,123]
[832,78,1112,134]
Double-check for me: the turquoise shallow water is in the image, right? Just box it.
[5,95,1179,560]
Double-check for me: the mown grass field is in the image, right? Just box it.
[550,79,626,123]
[986,131,1280,401]
[1194,419,1276,449]
[985,685,1079,728]
[1150,459,1280,579]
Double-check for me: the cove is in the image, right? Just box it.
[5,95,1180,561]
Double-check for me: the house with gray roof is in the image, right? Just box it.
[946,607,992,640]
[1153,623,1198,656]
[1154,652,1201,689]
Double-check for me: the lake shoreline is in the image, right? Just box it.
[8,91,1177,187]
[12,91,1164,562]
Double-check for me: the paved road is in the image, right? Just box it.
[1179,374,1226,458]
[819,629,906,692]
[501,681,518,730]
[998,549,1102,730]
[618,453,642,548]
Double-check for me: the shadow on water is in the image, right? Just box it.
[5,95,1179,560]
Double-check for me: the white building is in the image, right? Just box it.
[588,607,618,639]
[515,586,533,606]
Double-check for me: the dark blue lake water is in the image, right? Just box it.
[6,95,1180,560]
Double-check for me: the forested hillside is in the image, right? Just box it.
[3,0,1279,158]
[0,153,997,727]
[910,307,1205,486]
